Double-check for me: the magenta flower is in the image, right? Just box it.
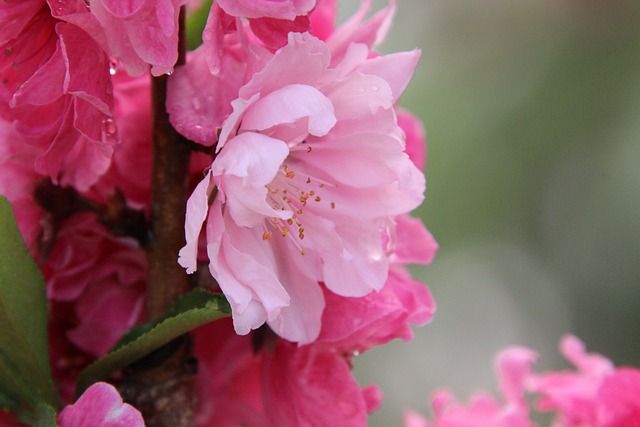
[216,0,315,20]
[193,319,380,427]
[88,0,186,76]
[57,382,145,427]
[179,32,424,343]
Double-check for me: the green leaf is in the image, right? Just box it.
[0,196,58,414]
[76,289,231,395]
[30,403,59,427]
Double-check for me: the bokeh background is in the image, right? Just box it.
[346,0,640,425]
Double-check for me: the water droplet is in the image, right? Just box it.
[191,98,201,111]
[109,59,118,75]
[101,117,118,143]
[165,71,173,76]
[371,84,379,92]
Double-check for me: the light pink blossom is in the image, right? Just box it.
[180,32,424,344]
[57,382,145,427]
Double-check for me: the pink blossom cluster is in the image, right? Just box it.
[1,0,438,425]
[406,335,640,427]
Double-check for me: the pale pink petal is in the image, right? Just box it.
[213,132,291,227]
[324,72,393,120]
[206,201,290,334]
[298,132,404,188]
[57,382,145,427]
[238,32,332,100]
[266,240,325,344]
[178,170,214,274]
[322,219,388,297]
[241,84,336,136]
[355,50,421,104]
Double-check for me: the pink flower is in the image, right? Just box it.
[216,0,315,20]
[57,382,145,427]
[88,0,186,76]
[179,32,424,344]
[599,368,640,427]
[407,347,537,427]
[193,320,379,427]
[1,3,116,191]
[318,215,437,352]
[529,334,640,427]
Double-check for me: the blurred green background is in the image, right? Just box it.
[349,0,640,424]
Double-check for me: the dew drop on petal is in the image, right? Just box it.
[109,59,118,76]
[102,117,118,143]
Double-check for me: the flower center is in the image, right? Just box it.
[261,146,336,255]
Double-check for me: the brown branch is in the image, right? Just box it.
[118,8,198,427]
[147,6,191,320]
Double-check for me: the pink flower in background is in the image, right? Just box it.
[179,32,424,343]
[530,335,640,427]
[407,335,640,426]
[57,382,145,427]
[406,347,537,427]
